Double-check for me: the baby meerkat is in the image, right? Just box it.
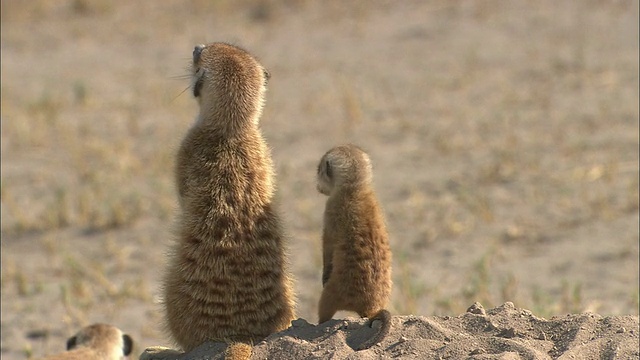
[316,144,393,350]
[160,42,295,358]
[41,323,133,360]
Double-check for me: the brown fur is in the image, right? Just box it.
[41,324,133,360]
[316,144,393,350]
[162,42,295,355]
[224,343,253,359]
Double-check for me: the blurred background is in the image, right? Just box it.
[1,0,638,358]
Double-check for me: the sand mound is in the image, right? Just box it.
[141,302,638,359]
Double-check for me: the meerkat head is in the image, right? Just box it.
[317,144,373,196]
[66,323,133,358]
[191,42,270,123]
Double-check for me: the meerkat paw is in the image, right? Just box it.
[139,346,182,360]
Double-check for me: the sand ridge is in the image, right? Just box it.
[141,302,639,359]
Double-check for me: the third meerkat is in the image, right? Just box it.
[316,144,393,350]
[41,323,133,360]
[161,43,295,356]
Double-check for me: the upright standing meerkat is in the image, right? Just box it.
[40,323,133,360]
[316,144,393,350]
[161,42,295,356]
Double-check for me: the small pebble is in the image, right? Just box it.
[345,321,360,330]
[291,318,310,327]
[498,327,516,339]
[466,302,486,315]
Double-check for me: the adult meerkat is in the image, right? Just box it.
[161,42,295,356]
[316,144,393,350]
[40,323,133,360]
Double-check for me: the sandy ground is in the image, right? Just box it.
[1,1,638,359]
[140,303,639,359]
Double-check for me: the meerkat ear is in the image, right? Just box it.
[122,334,133,355]
[66,336,78,350]
[325,160,332,179]
[263,68,271,83]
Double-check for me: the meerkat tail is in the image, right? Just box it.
[224,342,252,360]
[357,309,392,351]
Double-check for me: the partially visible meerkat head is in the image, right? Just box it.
[191,42,270,123]
[317,144,373,196]
[66,323,133,359]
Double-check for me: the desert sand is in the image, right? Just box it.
[141,302,639,359]
[1,1,638,359]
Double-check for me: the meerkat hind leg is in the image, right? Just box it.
[318,303,338,324]
[318,285,340,324]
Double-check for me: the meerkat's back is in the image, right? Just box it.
[316,144,393,350]
[162,42,295,354]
